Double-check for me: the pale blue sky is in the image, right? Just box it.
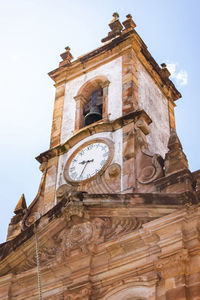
[0,0,199,242]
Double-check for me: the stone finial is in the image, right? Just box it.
[110,12,119,23]
[14,194,27,215]
[7,194,27,241]
[101,13,123,43]
[122,14,136,31]
[108,12,123,34]
[161,63,166,68]
[60,46,73,65]
[160,63,171,79]
[164,129,189,176]
[167,128,182,150]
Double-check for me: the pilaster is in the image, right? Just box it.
[168,100,176,129]
[41,156,59,215]
[122,48,138,115]
[74,94,87,130]
[50,83,66,148]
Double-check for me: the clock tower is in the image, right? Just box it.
[29,12,180,219]
[1,13,200,300]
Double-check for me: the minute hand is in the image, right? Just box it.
[79,161,89,178]
[79,159,94,179]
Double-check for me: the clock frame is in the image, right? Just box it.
[63,138,114,185]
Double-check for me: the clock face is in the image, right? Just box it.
[64,139,113,183]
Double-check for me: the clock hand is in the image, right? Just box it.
[79,161,89,178]
[79,159,94,165]
[79,160,87,165]
[79,159,94,178]
[88,159,94,163]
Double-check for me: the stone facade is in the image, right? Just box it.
[0,13,199,300]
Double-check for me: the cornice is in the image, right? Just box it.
[36,110,151,164]
[48,28,181,102]
[0,190,198,267]
[0,197,199,293]
[48,30,135,82]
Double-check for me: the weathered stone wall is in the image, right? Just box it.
[61,57,122,144]
[138,60,170,158]
[1,196,200,300]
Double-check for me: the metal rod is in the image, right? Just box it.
[35,232,42,300]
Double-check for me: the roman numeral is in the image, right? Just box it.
[100,159,106,166]
[103,151,109,157]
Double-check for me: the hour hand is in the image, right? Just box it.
[88,159,94,163]
[79,160,87,165]
[79,159,94,165]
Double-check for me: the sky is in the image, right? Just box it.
[0,0,199,242]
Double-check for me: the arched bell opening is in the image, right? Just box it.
[74,76,110,130]
[83,88,103,126]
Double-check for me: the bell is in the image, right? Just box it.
[84,105,102,126]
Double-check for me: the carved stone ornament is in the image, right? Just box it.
[104,163,121,179]
[11,198,146,273]
[58,218,105,255]
[137,152,164,184]
[125,117,164,190]
[103,217,142,240]
[56,184,76,203]
[56,184,71,198]
[91,163,121,193]
[154,249,189,279]
[75,163,121,195]
[25,212,41,227]
[19,246,58,272]
[62,197,87,222]
[64,286,91,300]
[56,214,145,257]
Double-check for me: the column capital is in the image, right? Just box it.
[73,94,87,104]
[101,80,110,88]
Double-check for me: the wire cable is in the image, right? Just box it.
[35,231,42,300]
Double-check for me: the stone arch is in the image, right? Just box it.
[74,76,110,130]
[77,75,110,99]
[103,283,155,300]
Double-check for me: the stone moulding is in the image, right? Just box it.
[0,201,200,298]
[101,280,157,300]
[154,249,189,279]
[0,190,198,265]
[36,109,151,163]
[64,284,92,300]
[49,22,181,103]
